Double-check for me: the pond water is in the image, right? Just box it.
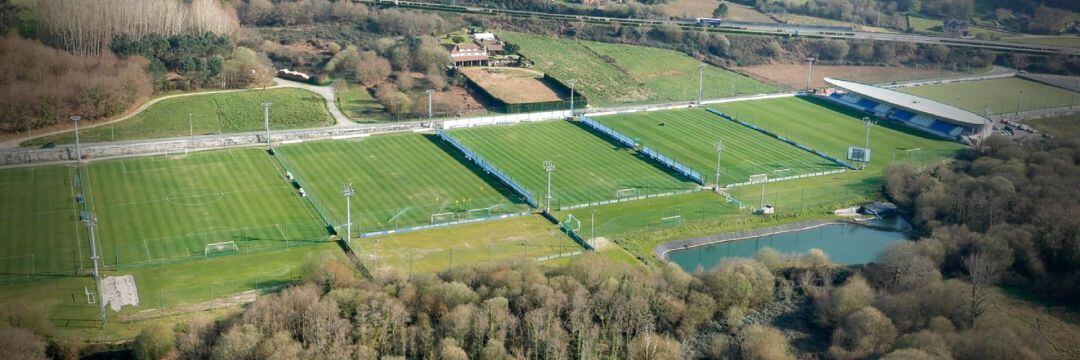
[668,223,907,271]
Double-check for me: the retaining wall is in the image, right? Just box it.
[652,219,846,261]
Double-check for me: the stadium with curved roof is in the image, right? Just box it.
[822,77,991,142]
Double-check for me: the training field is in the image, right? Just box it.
[594,108,844,185]
[460,67,564,104]
[86,149,327,268]
[710,97,965,170]
[498,32,776,105]
[900,77,1077,114]
[356,215,582,274]
[0,165,86,279]
[28,88,331,146]
[449,120,698,209]
[275,134,530,234]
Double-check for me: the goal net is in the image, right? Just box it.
[467,206,495,219]
[660,215,683,228]
[431,212,455,224]
[616,188,638,199]
[204,241,239,257]
[563,214,582,232]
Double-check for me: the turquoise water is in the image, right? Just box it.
[668,223,907,271]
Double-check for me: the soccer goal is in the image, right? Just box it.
[467,205,497,219]
[616,188,639,199]
[660,215,683,228]
[563,214,582,232]
[204,241,239,257]
[431,212,455,224]
[773,168,793,177]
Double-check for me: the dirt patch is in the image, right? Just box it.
[736,64,968,90]
[461,67,564,104]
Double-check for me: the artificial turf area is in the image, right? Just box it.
[0,165,87,279]
[551,191,742,242]
[26,88,332,146]
[355,215,582,274]
[448,120,699,209]
[85,148,328,268]
[274,134,531,234]
[899,77,1078,114]
[593,108,845,186]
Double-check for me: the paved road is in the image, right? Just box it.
[364,0,1079,55]
[0,78,353,150]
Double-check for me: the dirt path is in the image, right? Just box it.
[0,78,351,149]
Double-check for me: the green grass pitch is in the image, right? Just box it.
[448,120,699,209]
[899,77,1077,115]
[593,108,844,185]
[498,32,777,106]
[709,97,965,172]
[85,148,328,268]
[0,165,87,278]
[27,88,332,146]
[274,134,532,235]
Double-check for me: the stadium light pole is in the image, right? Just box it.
[83,213,106,327]
[714,139,724,188]
[188,113,194,150]
[568,79,577,117]
[426,89,435,119]
[544,160,555,212]
[262,102,272,149]
[697,63,706,104]
[862,116,874,170]
[805,57,816,92]
[71,116,82,162]
[342,182,354,247]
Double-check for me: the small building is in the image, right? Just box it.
[449,43,489,67]
[472,32,496,42]
[479,39,504,55]
[944,19,970,37]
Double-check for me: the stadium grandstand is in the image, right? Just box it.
[821,78,991,142]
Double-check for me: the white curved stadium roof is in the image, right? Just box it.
[825,78,990,126]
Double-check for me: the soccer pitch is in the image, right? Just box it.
[355,215,581,274]
[448,120,699,209]
[274,134,531,235]
[0,165,87,279]
[593,108,844,186]
[709,97,965,171]
[900,77,1077,114]
[86,149,328,268]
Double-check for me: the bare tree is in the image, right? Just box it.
[962,252,1005,327]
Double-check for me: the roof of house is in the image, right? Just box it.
[480,40,504,51]
[473,32,496,41]
[453,43,483,52]
[825,77,990,126]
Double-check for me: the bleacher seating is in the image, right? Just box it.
[910,115,935,127]
[872,103,892,115]
[855,98,879,109]
[929,120,957,134]
[890,110,916,122]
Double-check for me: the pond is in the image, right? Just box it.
[668,223,908,271]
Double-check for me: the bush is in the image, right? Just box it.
[702,259,775,311]
[738,324,794,360]
[132,323,175,360]
[828,306,898,359]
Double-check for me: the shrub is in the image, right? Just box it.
[132,323,175,360]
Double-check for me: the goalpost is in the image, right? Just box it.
[431,212,455,224]
[204,241,239,257]
[660,215,683,228]
[467,205,498,219]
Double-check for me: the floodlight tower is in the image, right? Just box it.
[862,116,874,170]
[71,116,82,162]
[83,214,106,327]
[342,182,354,246]
[544,160,555,212]
[805,57,816,92]
[568,79,577,117]
[714,139,724,188]
[262,102,272,149]
[426,89,435,119]
[698,63,706,104]
[188,113,194,150]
